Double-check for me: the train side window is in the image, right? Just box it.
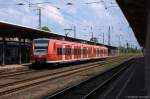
[57,48,59,55]
[57,48,61,55]
[71,49,74,55]
[67,48,68,55]
[70,48,71,55]
[76,49,77,55]
[60,48,62,55]
[63,48,66,55]
[83,49,85,54]
[79,49,80,55]
[89,49,91,54]
[69,48,70,55]
[80,49,81,55]
[66,48,68,55]
[101,50,103,54]
[75,49,77,55]
[68,48,70,55]
[68,48,69,55]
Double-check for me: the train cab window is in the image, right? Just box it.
[34,39,49,54]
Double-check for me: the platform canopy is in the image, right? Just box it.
[0,22,66,39]
[116,0,148,47]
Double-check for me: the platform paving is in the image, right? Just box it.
[119,57,147,98]
[101,57,148,99]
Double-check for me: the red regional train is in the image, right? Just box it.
[31,38,109,64]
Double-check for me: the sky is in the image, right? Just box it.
[0,0,140,48]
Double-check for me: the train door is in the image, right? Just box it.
[65,45,72,60]
[88,47,91,58]
[98,48,100,58]
[87,47,89,58]
[100,49,102,58]
[81,45,83,59]
[73,46,77,59]
[102,49,104,57]
[62,45,65,60]
[0,41,2,65]
[77,46,81,59]
[83,47,86,58]
[71,45,74,60]
[56,44,62,60]
[91,47,94,58]
[96,48,98,58]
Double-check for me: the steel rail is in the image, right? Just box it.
[0,56,132,96]
[44,58,135,99]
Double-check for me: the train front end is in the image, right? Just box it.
[31,38,49,64]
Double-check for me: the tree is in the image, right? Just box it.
[42,26,51,32]
[90,37,98,43]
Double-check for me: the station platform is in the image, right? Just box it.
[104,57,148,99]
[0,63,30,72]
[119,57,147,98]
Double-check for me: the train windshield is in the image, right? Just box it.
[34,39,49,54]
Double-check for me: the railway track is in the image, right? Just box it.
[0,69,37,79]
[44,58,135,99]
[0,56,122,79]
[0,56,134,97]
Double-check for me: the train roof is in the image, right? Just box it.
[49,39,108,49]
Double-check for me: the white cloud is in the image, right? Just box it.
[0,7,36,28]
[63,5,78,15]
[44,5,64,25]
